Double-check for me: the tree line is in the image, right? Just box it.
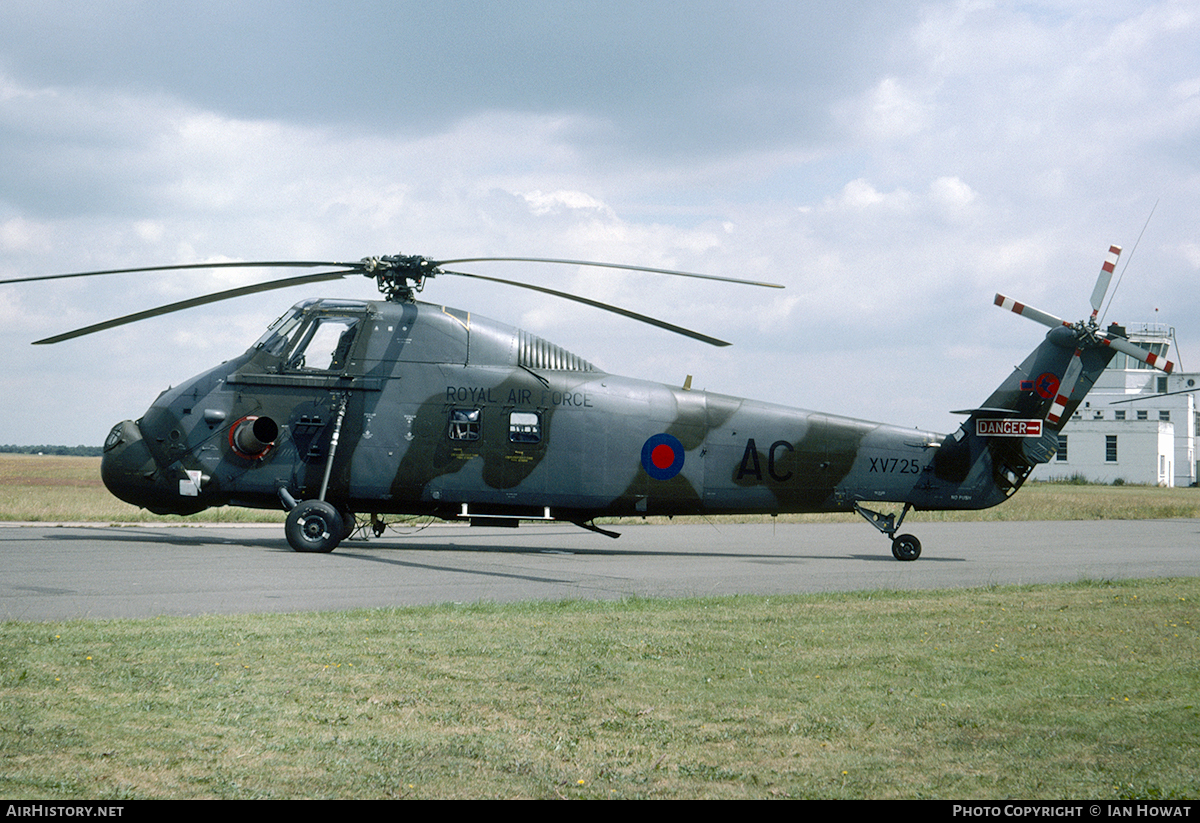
[1,445,103,456]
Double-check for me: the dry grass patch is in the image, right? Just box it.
[0,454,282,523]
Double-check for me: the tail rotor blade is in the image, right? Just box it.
[1099,332,1175,373]
[994,294,1070,329]
[1089,245,1121,322]
[1045,350,1083,426]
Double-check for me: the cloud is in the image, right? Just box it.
[859,77,934,141]
[1,2,917,161]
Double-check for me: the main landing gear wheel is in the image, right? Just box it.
[336,506,357,540]
[285,500,344,553]
[891,533,921,562]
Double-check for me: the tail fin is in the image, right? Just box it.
[929,244,1169,507]
[975,322,1126,432]
[932,324,1119,503]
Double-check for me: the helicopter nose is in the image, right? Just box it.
[100,420,171,512]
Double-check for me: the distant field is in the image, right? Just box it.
[0,454,283,523]
[2,453,1199,524]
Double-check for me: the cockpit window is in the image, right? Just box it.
[285,316,362,372]
[254,305,308,356]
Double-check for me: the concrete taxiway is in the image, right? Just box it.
[2,519,1197,620]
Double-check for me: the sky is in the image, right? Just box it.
[2,0,1199,447]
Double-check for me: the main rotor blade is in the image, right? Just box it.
[1,260,351,286]
[433,256,784,290]
[1110,386,1198,404]
[33,270,354,344]
[17,253,769,345]
[994,294,1070,329]
[1089,245,1121,321]
[442,269,732,346]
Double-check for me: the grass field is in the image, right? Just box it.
[2,454,1197,799]
[1,579,1196,800]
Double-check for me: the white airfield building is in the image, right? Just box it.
[1032,324,1198,487]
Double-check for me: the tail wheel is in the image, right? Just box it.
[891,533,921,562]
[285,500,344,553]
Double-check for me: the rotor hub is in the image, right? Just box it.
[359,254,441,302]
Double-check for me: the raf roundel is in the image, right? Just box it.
[1033,372,1060,400]
[641,433,685,480]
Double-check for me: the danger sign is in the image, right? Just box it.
[977,419,1043,437]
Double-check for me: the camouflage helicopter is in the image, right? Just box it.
[6,245,1170,559]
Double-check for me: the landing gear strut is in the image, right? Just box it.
[854,502,922,561]
[279,394,352,554]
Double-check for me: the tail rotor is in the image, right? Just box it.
[994,243,1174,426]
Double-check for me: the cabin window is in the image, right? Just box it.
[509,411,541,443]
[448,408,481,441]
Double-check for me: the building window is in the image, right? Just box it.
[1160,410,1171,422]
[1106,435,1118,463]
[1137,410,1148,420]
[1093,411,1104,420]
[1158,376,1169,393]
[448,408,481,441]
[1056,434,1068,461]
[1115,410,1126,421]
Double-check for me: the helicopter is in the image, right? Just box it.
[4,245,1171,560]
